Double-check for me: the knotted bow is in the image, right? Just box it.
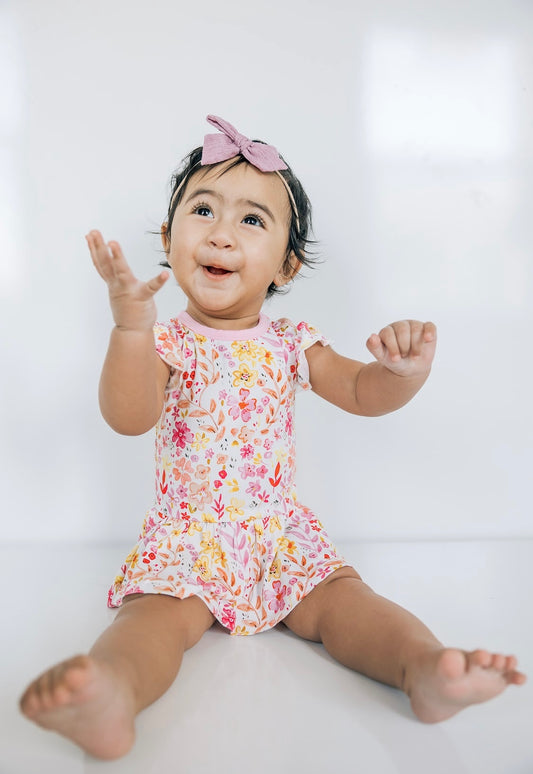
[201,115,288,172]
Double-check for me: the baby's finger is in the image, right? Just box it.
[86,230,109,279]
[422,321,437,343]
[378,324,402,361]
[366,332,387,362]
[407,320,426,358]
[106,240,136,286]
[143,270,170,297]
[86,230,124,285]
[391,320,414,358]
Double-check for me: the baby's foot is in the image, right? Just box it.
[19,655,135,760]
[408,648,526,723]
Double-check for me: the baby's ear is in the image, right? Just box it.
[274,253,302,287]
[161,223,170,253]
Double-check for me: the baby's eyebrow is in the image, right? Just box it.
[184,188,276,223]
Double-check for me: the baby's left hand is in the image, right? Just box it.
[366,320,437,377]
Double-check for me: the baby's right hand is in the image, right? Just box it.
[87,230,169,331]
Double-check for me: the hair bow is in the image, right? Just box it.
[201,115,288,172]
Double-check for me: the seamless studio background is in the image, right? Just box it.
[1,0,532,546]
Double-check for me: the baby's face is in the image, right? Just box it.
[162,160,293,329]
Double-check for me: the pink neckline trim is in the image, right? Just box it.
[177,311,270,340]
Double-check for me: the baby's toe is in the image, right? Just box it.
[491,653,506,671]
[471,649,491,668]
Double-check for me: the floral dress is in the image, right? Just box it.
[108,311,348,634]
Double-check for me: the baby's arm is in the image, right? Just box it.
[87,230,171,435]
[305,320,437,416]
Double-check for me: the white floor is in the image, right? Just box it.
[2,539,532,774]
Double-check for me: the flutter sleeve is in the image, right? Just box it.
[275,318,331,391]
[153,321,185,372]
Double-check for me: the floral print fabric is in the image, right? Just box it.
[108,311,347,634]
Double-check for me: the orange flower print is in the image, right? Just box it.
[189,480,213,509]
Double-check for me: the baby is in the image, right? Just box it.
[20,115,526,760]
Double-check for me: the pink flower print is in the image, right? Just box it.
[195,464,210,480]
[246,481,261,496]
[255,464,268,479]
[265,580,289,613]
[189,480,213,509]
[221,603,236,631]
[173,421,194,449]
[238,463,256,480]
[227,388,257,422]
[238,427,252,443]
[175,484,188,499]
[240,444,254,459]
[261,396,270,406]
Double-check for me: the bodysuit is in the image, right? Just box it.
[108,311,348,634]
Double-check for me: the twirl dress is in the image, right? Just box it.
[108,311,348,635]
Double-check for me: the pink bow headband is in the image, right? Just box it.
[202,115,288,172]
[171,115,299,230]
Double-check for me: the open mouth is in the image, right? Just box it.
[205,266,232,276]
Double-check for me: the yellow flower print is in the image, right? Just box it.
[192,432,210,451]
[253,452,262,465]
[232,365,258,388]
[258,347,274,365]
[200,531,218,558]
[277,536,297,555]
[124,548,139,568]
[225,478,240,493]
[234,626,250,636]
[269,515,281,533]
[275,448,288,463]
[194,333,207,343]
[268,554,282,580]
[226,497,245,521]
[231,340,259,361]
[187,521,203,537]
[114,574,125,588]
[193,555,212,581]
[254,520,264,537]
[201,512,216,523]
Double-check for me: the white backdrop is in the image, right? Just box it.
[1,0,532,543]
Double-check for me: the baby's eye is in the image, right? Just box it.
[193,204,213,218]
[242,214,265,228]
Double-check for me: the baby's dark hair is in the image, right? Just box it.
[160,144,316,297]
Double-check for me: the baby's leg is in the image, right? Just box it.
[19,594,215,759]
[282,568,526,722]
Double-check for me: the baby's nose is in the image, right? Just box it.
[208,219,236,249]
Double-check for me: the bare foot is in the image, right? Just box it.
[408,648,527,723]
[19,655,136,760]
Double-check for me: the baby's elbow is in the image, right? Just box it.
[101,408,160,436]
